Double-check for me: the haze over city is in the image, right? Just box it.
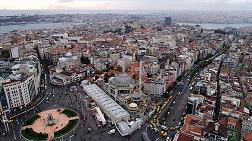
[0,0,252,11]
[1,1,252,141]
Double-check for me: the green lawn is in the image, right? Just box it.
[21,128,48,140]
[54,119,78,137]
[62,109,78,117]
[22,114,41,126]
[228,130,241,141]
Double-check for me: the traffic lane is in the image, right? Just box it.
[162,81,190,125]
[156,79,190,141]
[165,85,191,139]
[5,84,84,141]
[166,84,190,127]
[158,77,190,122]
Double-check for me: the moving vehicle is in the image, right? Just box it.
[156,106,161,113]
[161,125,168,131]
[170,127,176,131]
[108,129,116,135]
[160,131,167,137]
[8,119,13,123]
[154,128,159,133]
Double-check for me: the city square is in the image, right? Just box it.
[0,2,252,141]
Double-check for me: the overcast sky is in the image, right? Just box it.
[0,0,251,11]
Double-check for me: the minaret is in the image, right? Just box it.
[139,60,143,92]
[122,57,126,73]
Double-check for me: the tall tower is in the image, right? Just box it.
[131,46,135,78]
[139,60,143,92]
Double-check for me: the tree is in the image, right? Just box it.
[80,55,90,64]
[132,74,136,80]
[176,75,182,82]
[140,24,145,29]
[109,72,115,77]
[34,46,43,64]
[104,73,109,83]
[10,35,18,45]
[164,17,172,26]
[125,25,133,34]
[114,65,122,72]
[156,26,163,31]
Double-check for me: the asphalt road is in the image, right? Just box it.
[0,81,144,141]
[0,47,226,141]
[164,77,191,140]
[144,74,192,141]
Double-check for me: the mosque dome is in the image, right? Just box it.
[111,73,134,87]
[65,53,73,57]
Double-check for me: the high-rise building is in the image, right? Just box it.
[3,74,37,109]
[1,55,41,111]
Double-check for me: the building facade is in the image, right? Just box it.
[144,79,166,97]
[108,73,135,105]
[3,75,36,109]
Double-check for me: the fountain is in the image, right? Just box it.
[45,113,58,127]
[21,108,79,140]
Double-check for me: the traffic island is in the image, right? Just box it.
[20,108,79,140]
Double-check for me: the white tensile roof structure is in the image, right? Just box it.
[82,84,130,124]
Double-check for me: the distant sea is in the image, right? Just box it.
[0,22,252,34]
[178,22,252,30]
[0,22,81,34]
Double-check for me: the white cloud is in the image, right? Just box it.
[58,0,75,2]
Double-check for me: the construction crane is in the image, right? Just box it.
[213,54,227,121]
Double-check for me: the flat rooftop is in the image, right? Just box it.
[82,84,129,120]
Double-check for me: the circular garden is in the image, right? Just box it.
[21,108,79,140]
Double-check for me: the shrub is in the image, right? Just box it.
[54,119,78,137]
[62,109,77,117]
[21,128,48,140]
[23,114,40,126]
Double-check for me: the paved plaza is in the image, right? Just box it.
[21,108,79,140]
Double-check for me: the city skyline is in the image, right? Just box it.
[0,1,252,141]
[0,0,252,11]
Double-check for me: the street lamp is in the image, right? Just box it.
[69,134,74,141]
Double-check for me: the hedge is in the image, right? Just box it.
[54,119,78,137]
[21,128,48,140]
[23,114,41,126]
[62,109,78,117]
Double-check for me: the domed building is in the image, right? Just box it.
[57,52,80,71]
[108,73,135,105]
[128,102,138,114]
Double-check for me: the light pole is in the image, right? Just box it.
[69,134,74,141]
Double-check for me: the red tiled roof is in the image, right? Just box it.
[177,133,193,141]
[181,114,205,137]
[205,122,227,138]
[244,132,252,141]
